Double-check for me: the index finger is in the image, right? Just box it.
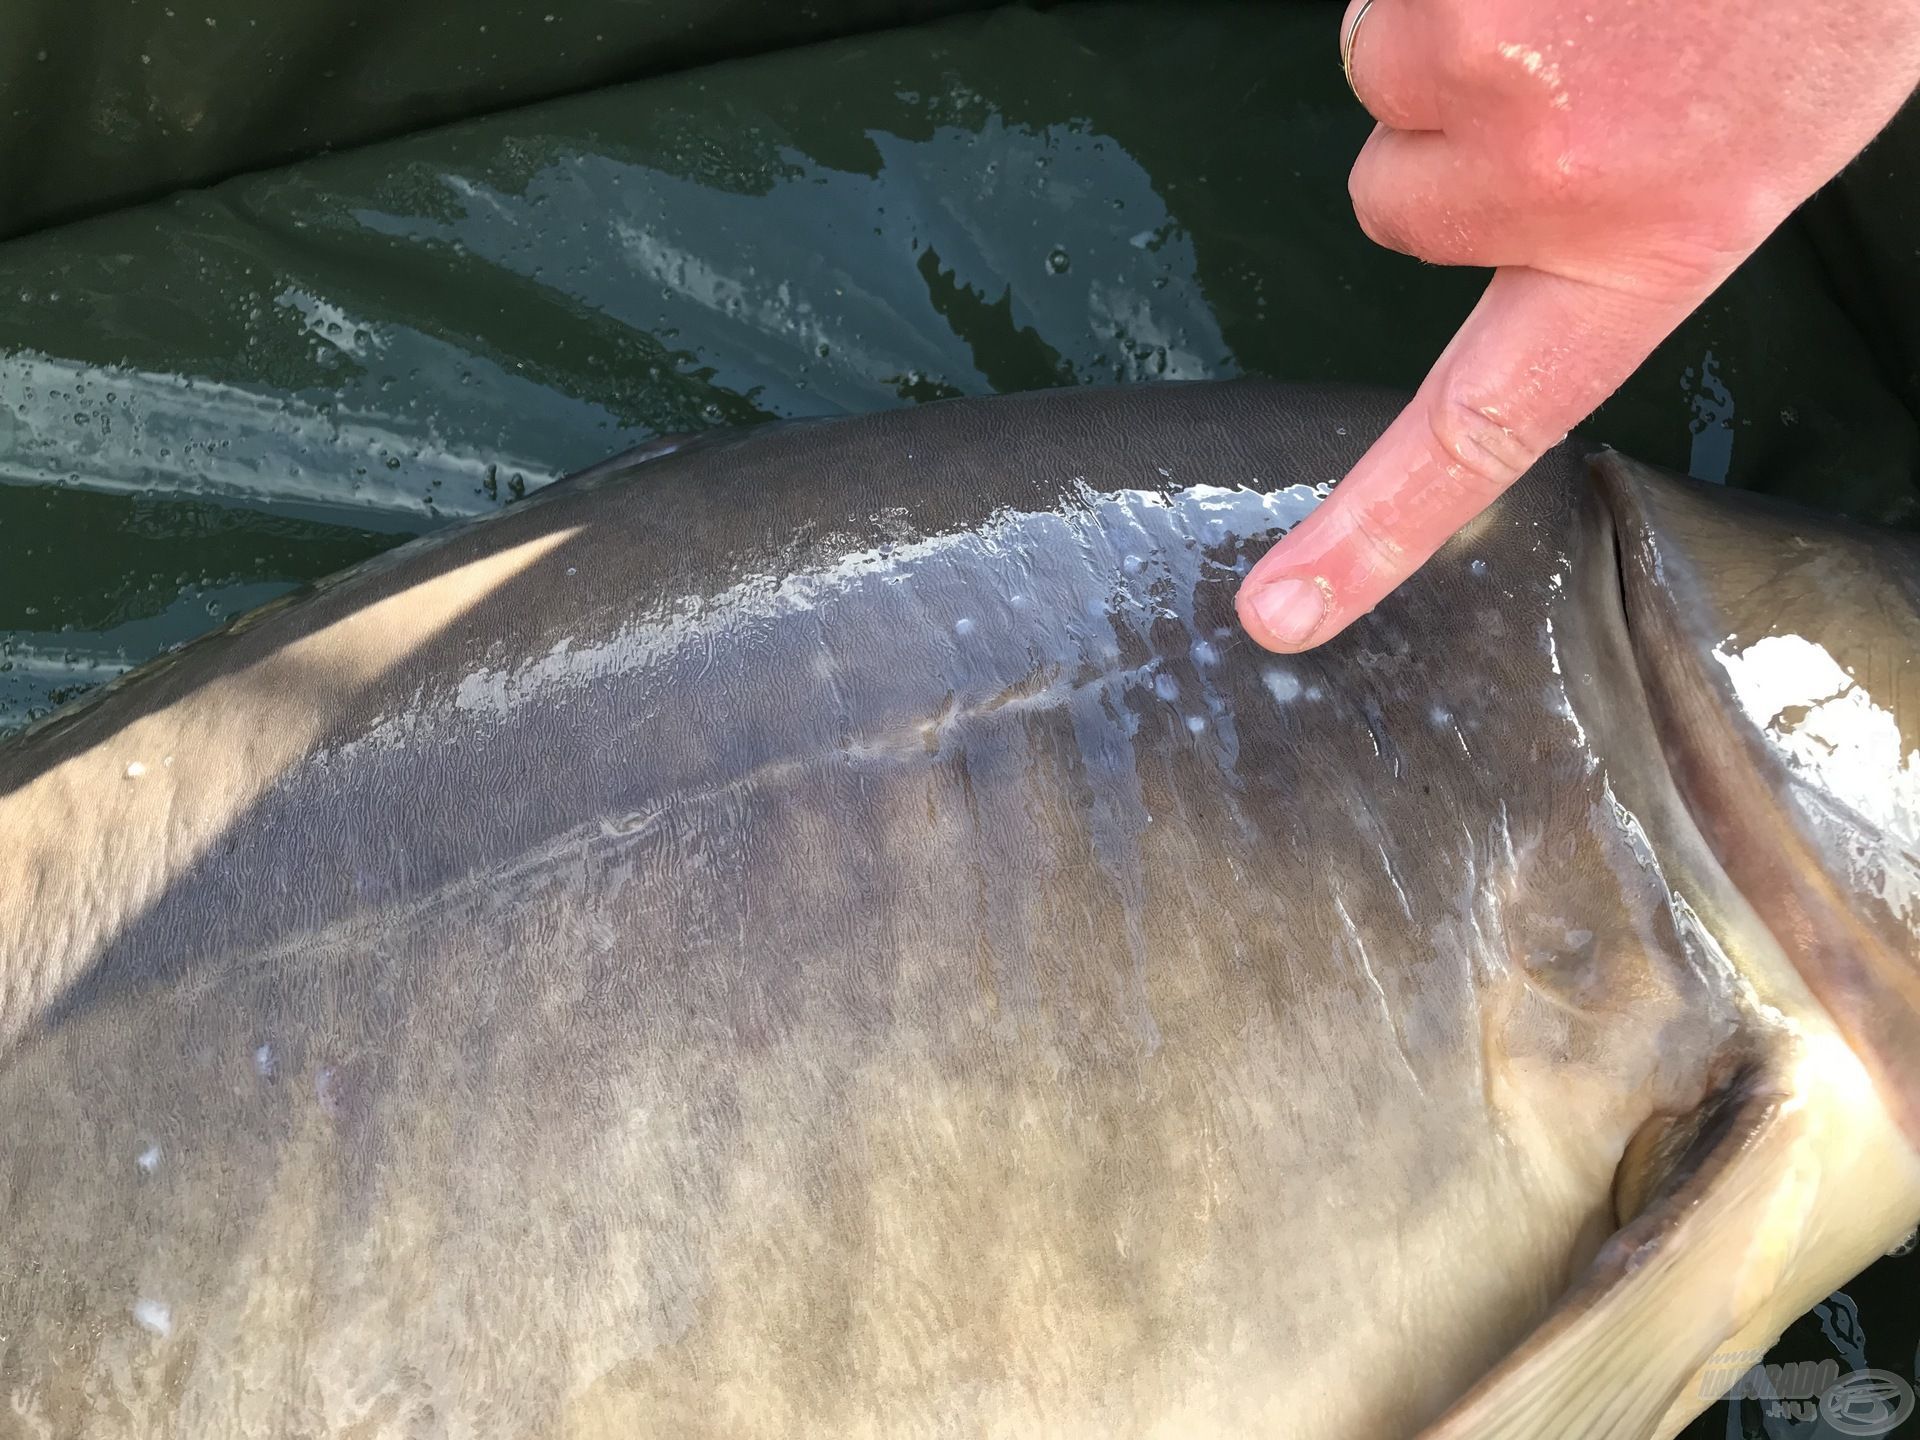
[1234,264,1708,652]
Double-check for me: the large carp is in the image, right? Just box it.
[0,382,1915,1439]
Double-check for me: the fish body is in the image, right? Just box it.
[1,381,1915,1439]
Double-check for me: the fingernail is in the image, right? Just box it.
[1247,577,1328,648]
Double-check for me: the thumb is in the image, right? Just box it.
[1235,264,1712,652]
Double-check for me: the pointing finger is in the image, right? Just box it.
[1235,263,1723,652]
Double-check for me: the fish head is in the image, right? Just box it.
[1598,452,1920,1147]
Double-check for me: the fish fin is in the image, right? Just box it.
[1417,1062,1806,1440]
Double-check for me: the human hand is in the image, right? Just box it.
[1235,0,1920,652]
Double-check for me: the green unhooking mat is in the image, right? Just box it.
[0,1,1915,1431]
[0,0,996,241]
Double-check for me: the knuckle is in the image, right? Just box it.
[1345,501,1410,574]
[1418,209,1490,267]
[1351,152,1489,266]
[1359,184,1420,261]
[1352,63,1419,133]
[1350,176,1440,261]
[1353,195,1416,257]
[1426,396,1536,496]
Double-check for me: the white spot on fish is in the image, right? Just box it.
[954,617,976,637]
[1186,715,1207,734]
[1430,705,1454,728]
[316,1065,348,1117]
[136,1144,161,1173]
[1190,639,1220,668]
[1154,673,1181,702]
[1263,668,1303,704]
[1469,559,1489,578]
[125,761,146,779]
[1122,553,1145,575]
[131,1299,172,1337]
[254,1043,276,1079]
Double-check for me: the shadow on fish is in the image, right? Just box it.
[1,381,1915,1439]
